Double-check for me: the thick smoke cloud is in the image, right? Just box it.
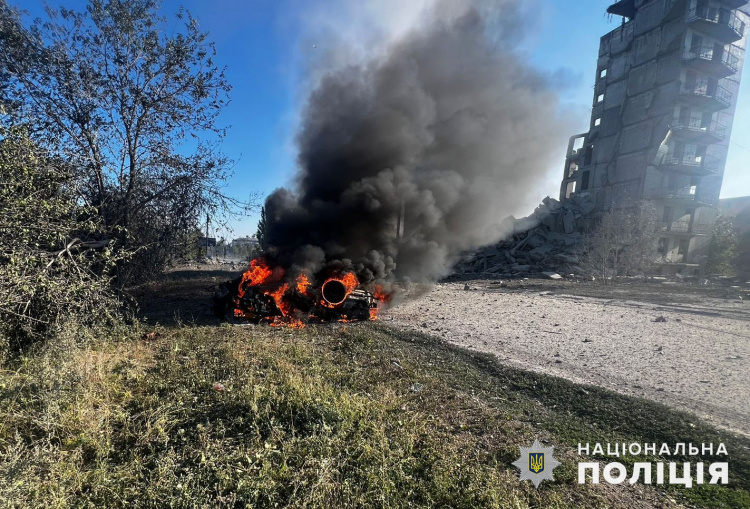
[265,0,570,286]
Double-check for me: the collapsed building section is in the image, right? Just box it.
[560,0,749,272]
[454,194,593,278]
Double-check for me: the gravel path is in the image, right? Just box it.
[385,281,750,435]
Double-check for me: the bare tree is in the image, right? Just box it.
[0,0,251,282]
[620,201,661,277]
[582,201,661,283]
[582,211,619,284]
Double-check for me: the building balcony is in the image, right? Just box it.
[670,118,726,143]
[607,0,636,19]
[679,80,732,111]
[664,220,711,234]
[682,48,740,77]
[658,154,721,176]
[647,186,716,206]
[687,6,746,43]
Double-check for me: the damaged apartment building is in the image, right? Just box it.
[560,0,749,268]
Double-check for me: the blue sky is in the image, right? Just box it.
[19,0,750,240]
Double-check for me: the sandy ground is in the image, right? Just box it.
[384,280,750,435]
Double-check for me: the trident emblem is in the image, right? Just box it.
[529,453,544,473]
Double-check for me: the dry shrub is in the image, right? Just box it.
[0,129,129,360]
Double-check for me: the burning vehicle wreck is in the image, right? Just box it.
[213,258,388,326]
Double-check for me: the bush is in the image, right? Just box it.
[705,215,737,277]
[0,129,128,360]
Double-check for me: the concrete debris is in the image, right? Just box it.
[527,234,547,249]
[563,210,575,234]
[454,194,593,278]
[511,264,532,272]
[529,245,554,258]
[556,253,579,264]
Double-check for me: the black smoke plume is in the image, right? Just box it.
[264,0,570,287]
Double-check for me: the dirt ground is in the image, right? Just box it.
[384,278,750,436]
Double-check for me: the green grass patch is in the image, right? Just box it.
[0,321,748,508]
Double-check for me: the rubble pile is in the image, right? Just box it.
[454,194,595,279]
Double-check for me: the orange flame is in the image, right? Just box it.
[296,273,313,296]
[340,272,359,293]
[269,283,291,316]
[236,258,274,299]
[372,285,389,302]
[369,284,391,320]
[289,318,305,328]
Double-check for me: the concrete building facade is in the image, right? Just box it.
[560,0,749,267]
